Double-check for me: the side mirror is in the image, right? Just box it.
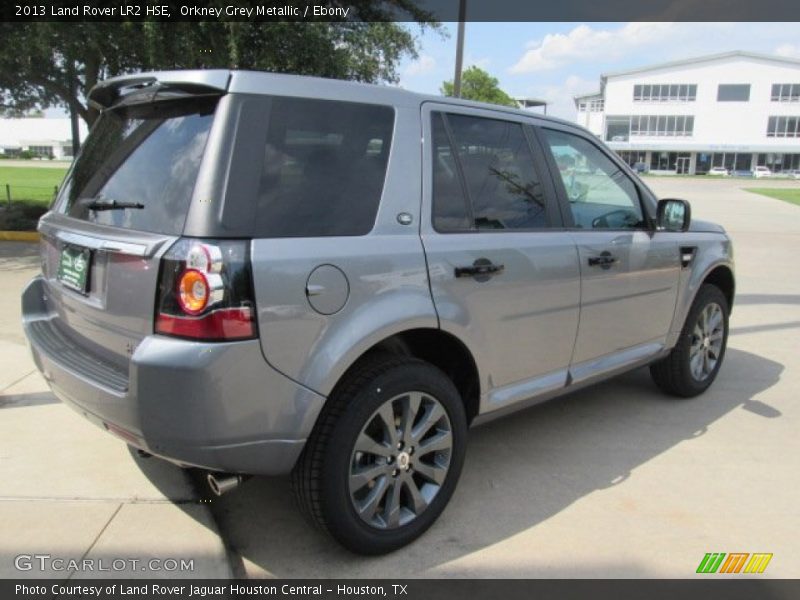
[656,198,691,232]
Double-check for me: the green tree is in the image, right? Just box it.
[441,66,517,107]
[0,4,437,129]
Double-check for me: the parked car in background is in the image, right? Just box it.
[633,161,650,174]
[22,70,736,555]
[753,166,772,179]
[708,167,729,176]
[787,169,800,180]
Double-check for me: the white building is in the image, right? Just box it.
[0,118,88,160]
[575,51,800,175]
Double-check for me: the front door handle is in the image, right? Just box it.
[587,251,618,269]
[455,259,505,279]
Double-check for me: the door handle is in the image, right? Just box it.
[454,259,505,279]
[588,252,618,269]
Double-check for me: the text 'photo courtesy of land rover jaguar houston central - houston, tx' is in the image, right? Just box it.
[22,70,734,554]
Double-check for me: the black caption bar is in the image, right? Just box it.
[2,0,800,22]
[5,580,800,600]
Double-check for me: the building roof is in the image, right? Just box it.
[514,97,548,109]
[0,118,88,148]
[601,50,800,82]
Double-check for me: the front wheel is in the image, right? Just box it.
[650,284,729,397]
[292,356,467,554]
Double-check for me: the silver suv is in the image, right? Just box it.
[22,70,734,554]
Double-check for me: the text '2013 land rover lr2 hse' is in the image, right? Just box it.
[22,70,734,554]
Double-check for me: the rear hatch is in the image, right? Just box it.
[37,76,225,375]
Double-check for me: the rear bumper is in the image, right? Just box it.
[22,276,325,475]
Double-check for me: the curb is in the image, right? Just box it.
[0,231,39,242]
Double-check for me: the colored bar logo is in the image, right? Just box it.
[697,553,772,574]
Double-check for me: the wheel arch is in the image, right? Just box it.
[701,264,735,312]
[330,328,481,426]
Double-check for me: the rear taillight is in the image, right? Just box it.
[155,239,257,341]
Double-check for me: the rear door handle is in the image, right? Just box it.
[454,260,505,278]
[587,252,618,269]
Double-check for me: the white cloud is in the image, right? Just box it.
[775,43,800,59]
[464,54,490,70]
[516,75,597,120]
[403,54,436,78]
[509,22,677,74]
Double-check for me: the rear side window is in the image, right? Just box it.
[255,98,394,238]
[432,112,548,231]
[58,97,217,235]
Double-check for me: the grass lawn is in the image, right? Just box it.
[0,165,69,204]
[744,187,800,207]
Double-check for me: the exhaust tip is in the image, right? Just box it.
[206,472,244,496]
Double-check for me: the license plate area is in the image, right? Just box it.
[57,245,92,294]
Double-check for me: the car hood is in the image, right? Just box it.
[689,219,726,234]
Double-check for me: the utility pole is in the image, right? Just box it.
[453,0,467,98]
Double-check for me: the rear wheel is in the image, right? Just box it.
[292,355,467,555]
[650,284,729,397]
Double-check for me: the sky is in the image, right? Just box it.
[396,22,800,119]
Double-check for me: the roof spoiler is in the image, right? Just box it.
[88,70,232,110]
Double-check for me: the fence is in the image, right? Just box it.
[3,184,59,206]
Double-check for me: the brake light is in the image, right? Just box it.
[155,239,257,341]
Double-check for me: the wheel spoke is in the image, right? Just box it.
[354,432,393,459]
[356,476,389,521]
[377,402,399,447]
[417,429,452,456]
[411,402,445,443]
[401,392,422,443]
[350,463,389,492]
[708,308,722,332]
[404,477,429,514]
[708,330,723,342]
[384,481,403,528]
[415,460,447,485]
[690,352,704,379]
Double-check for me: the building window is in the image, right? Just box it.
[712,152,753,172]
[757,153,800,172]
[616,150,647,167]
[771,84,800,102]
[578,99,604,112]
[717,84,750,102]
[627,115,694,137]
[633,84,696,102]
[27,145,53,157]
[767,116,800,137]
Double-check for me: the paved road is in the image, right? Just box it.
[1,177,798,578]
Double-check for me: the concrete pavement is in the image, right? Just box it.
[0,242,231,579]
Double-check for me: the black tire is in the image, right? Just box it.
[292,354,467,555]
[650,284,729,397]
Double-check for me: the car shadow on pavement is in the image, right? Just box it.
[131,345,776,577]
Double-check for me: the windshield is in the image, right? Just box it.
[56,97,217,235]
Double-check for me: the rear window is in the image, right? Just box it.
[57,97,217,235]
[255,98,394,238]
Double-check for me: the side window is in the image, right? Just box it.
[432,112,548,231]
[255,98,394,238]
[541,128,646,230]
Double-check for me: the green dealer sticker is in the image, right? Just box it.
[57,245,91,294]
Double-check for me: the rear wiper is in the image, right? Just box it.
[86,199,144,211]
